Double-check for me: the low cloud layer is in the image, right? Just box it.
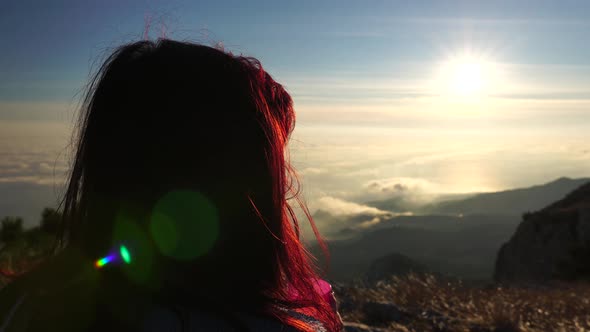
[0,122,70,185]
[0,149,68,185]
[362,177,440,202]
[317,196,390,216]
[0,157,68,185]
[308,196,413,239]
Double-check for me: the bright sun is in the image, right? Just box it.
[436,52,497,99]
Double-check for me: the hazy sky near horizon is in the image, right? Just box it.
[1,0,589,219]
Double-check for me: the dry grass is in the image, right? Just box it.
[335,273,590,332]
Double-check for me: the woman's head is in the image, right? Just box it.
[59,39,339,331]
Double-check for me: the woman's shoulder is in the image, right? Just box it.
[0,287,323,332]
[0,250,101,331]
[141,303,325,332]
[0,253,329,332]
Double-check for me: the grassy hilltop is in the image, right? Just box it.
[336,273,590,332]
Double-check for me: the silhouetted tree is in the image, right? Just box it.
[40,207,61,234]
[0,217,24,243]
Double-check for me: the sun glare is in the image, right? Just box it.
[451,61,484,96]
[436,52,498,99]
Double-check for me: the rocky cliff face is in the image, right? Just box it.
[495,182,590,282]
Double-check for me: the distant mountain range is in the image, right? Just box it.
[312,177,590,282]
[366,177,590,216]
[319,215,518,281]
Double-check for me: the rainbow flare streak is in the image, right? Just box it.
[95,255,114,268]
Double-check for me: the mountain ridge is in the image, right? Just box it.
[364,177,590,216]
[495,180,590,282]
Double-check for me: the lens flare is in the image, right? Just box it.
[150,190,219,260]
[95,255,114,268]
[113,211,155,285]
[120,245,131,264]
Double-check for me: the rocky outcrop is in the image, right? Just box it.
[495,182,590,282]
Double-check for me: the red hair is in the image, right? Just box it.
[240,56,339,331]
[55,39,341,332]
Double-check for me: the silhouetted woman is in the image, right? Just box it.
[0,39,343,332]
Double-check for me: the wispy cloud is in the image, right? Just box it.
[309,195,413,238]
[317,196,390,216]
[363,177,439,197]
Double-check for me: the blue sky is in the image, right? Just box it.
[2,0,590,106]
[0,1,589,226]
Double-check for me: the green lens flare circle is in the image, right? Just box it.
[119,245,131,264]
[112,212,155,286]
[149,190,219,260]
